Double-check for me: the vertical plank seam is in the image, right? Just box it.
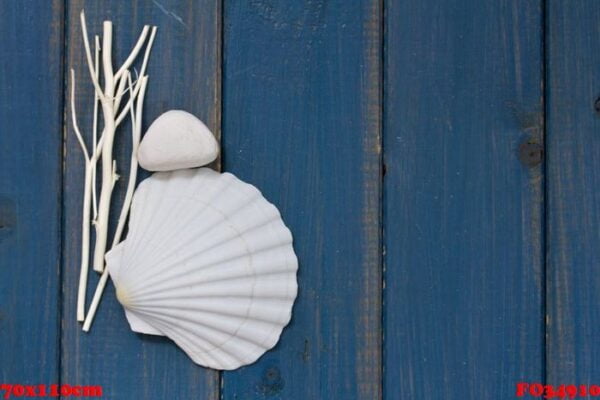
[360,0,384,396]
[58,0,69,397]
[380,0,387,397]
[542,0,549,386]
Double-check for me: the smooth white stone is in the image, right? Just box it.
[138,110,219,171]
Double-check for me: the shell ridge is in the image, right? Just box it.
[129,308,222,354]
[124,169,214,266]
[125,169,276,274]
[124,170,213,269]
[126,175,280,278]
[122,170,290,284]
[123,239,292,297]
[122,171,184,266]
[127,271,297,302]
[125,198,257,280]
[130,236,270,355]
[128,199,224,274]
[126,168,237,276]
[126,297,294,325]
[129,302,290,333]
[126,172,237,272]
[129,190,266,272]
[105,240,127,281]
[240,240,297,351]
[125,174,162,235]
[125,216,291,285]
[122,240,295,296]
[121,218,293,294]
[136,315,229,367]
[130,306,274,353]
[124,249,289,296]
[124,309,165,336]
[145,316,244,369]
[129,222,261,355]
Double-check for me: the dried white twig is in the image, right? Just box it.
[114,26,150,81]
[79,11,105,103]
[79,11,153,273]
[70,69,92,322]
[83,75,149,332]
[91,35,100,222]
[113,71,129,113]
[92,19,117,273]
[73,11,157,328]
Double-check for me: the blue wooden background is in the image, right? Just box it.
[0,1,598,399]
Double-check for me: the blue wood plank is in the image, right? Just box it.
[61,1,220,398]
[222,1,382,399]
[384,1,544,398]
[546,0,600,385]
[0,0,64,385]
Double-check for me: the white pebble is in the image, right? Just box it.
[138,110,219,171]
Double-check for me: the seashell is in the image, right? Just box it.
[106,167,298,370]
[138,110,219,171]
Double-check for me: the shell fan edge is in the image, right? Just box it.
[105,167,298,371]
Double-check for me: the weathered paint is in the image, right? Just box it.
[384,1,545,398]
[6,1,600,399]
[222,1,382,399]
[0,0,64,385]
[61,1,220,399]
[546,0,600,385]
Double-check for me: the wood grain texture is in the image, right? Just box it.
[221,1,382,399]
[546,0,600,385]
[0,0,64,384]
[384,1,544,398]
[61,1,220,398]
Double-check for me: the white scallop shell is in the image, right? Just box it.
[106,167,298,370]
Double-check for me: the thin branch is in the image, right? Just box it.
[84,75,149,332]
[111,159,119,188]
[101,20,115,98]
[113,71,128,112]
[139,27,157,80]
[82,270,109,332]
[113,26,156,126]
[70,69,90,161]
[114,74,144,243]
[115,82,142,126]
[91,35,100,220]
[71,68,94,322]
[79,11,105,102]
[76,164,93,321]
[128,72,137,134]
[114,25,150,81]
[92,19,118,273]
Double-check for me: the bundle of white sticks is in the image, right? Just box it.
[70,11,157,332]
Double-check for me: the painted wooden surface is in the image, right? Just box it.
[546,0,600,385]
[384,1,545,398]
[222,1,382,399]
[0,0,64,385]
[61,1,220,399]
[6,0,600,399]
